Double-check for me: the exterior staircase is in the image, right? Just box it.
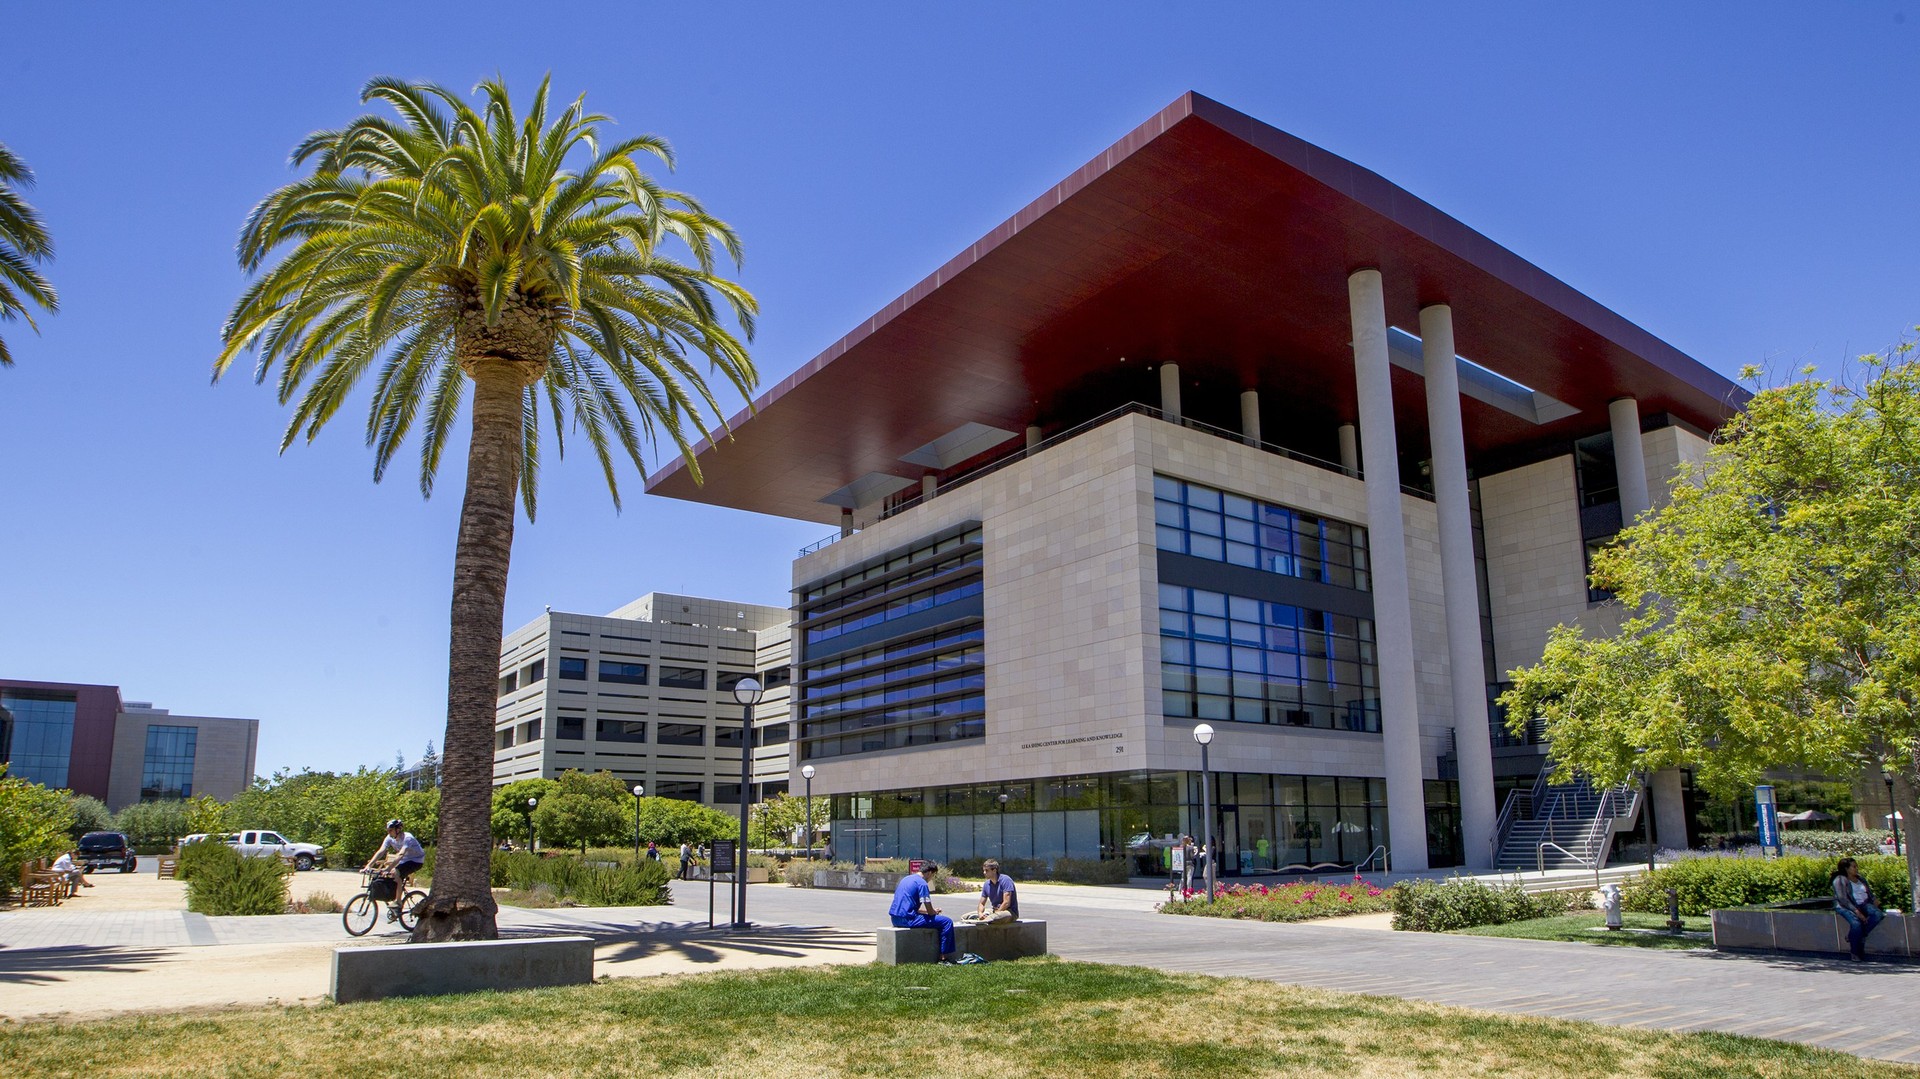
[1492,772,1642,872]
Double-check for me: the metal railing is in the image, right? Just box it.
[1537,841,1604,890]
[1352,845,1391,873]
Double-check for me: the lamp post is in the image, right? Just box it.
[1886,768,1904,857]
[525,797,537,853]
[632,783,645,863]
[998,792,1010,857]
[732,676,764,929]
[1194,724,1216,901]
[801,764,816,860]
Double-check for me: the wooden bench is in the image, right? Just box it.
[157,856,179,880]
[19,859,64,906]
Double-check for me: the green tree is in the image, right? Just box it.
[637,797,738,846]
[65,794,114,839]
[532,791,627,853]
[183,793,230,836]
[112,799,190,850]
[216,77,756,941]
[749,792,829,850]
[0,768,76,895]
[1502,347,1920,899]
[490,777,559,843]
[0,141,57,366]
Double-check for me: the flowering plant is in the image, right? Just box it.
[1159,876,1394,922]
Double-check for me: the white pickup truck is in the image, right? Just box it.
[227,830,328,871]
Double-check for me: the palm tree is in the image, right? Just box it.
[216,77,757,940]
[0,141,58,366]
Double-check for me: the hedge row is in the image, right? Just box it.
[1390,879,1585,932]
[1161,879,1394,922]
[1624,854,1910,916]
[489,850,673,905]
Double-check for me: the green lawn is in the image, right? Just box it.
[2,959,1910,1078]
[1452,910,1715,949]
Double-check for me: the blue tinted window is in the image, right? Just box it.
[1153,476,1370,591]
[1157,586,1379,734]
[1,690,77,789]
[141,724,197,801]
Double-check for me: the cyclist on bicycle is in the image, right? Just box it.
[364,819,425,922]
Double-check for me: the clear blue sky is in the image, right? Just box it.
[3,3,1914,777]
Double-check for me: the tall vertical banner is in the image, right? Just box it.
[1754,784,1781,858]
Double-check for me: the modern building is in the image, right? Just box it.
[492,593,794,808]
[645,93,1746,873]
[0,679,260,810]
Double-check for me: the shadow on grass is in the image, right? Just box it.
[0,946,173,985]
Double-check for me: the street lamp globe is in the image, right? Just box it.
[801,764,816,781]
[632,783,644,797]
[732,677,765,706]
[527,797,537,809]
[1193,723,1214,746]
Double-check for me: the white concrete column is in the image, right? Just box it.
[839,507,854,538]
[1160,363,1182,422]
[1337,423,1359,476]
[920,474,937,501]
[1348,268,1430,871]
[1419,304,1497,869]
[1025,425,1042,451]
[1652,769,1688,851]
[1240,390,1261,446]
[1608,396,1651,523]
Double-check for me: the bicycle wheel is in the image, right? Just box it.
[397,890,428,932]
[342,894,378,936]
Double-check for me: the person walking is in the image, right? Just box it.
[1179,834,1196,893]
[1832,857,1886,961]
[678,842,692,880]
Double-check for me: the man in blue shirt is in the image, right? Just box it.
[964,859,1017,924]
[888,861,956,962]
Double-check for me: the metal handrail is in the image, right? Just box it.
[1352,845,1390,873]
[1538,841,1602,891]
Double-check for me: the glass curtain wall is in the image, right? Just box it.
[828,770,1388,876]
[0,690,77,789]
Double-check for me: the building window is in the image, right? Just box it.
[715,724,746,749]
[496,728,515,750]
[659,666,707,690]
[656,722,705,746]
[599,661,649,685]
[758,722,790,747]
[140,724,197,801]
[558,657,588,681]
[595,720,647,743]
[0,690,77,789]
[760,666,792,690]
[1584,539,1617,604]
[497,673,517,697]
[519,718,542,743]
[716,670,755,693]
[557,716,585,740]
[1158,584,1379,733]
[654,780,703,801]
[1573,433,1620,509]
[522,659,545,684]
[1153,476,1370,591]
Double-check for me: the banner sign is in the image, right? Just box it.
[1754,784,1780,856]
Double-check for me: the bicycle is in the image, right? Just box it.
[343,868,426,936]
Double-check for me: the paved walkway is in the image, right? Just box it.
[4,878,1918,1066]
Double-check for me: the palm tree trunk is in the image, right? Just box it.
[412,361,525,941]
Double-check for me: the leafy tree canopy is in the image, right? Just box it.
[0,768,76,892]
[1502,345,1920,892]
[66,794,114,839]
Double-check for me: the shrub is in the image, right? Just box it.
[489,850,671,906]
[575,861,672,906]
[1389,879,1580,932]
[175,836,237,882]
[1624,854,1911,916]
[293,891,342,914]
[112,799,190,851]
[1162,878,1395,922]
[1779,831,1884,858]
[66,794,114,840]
[185,842,291,916]
[0,771,75,900]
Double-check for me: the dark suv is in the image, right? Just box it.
[77,831,138,874]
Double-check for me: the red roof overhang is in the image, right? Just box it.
[646,92,1746,526]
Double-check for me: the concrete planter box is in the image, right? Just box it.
[875,920,1049,964]
[331,935,594,1003]
[1712,907,1916,959]
[686,866,772,884]
[811,869,910,892]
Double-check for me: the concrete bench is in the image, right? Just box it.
[331,935,595,1003]
[1712,908,1917,958]
[875,920,1048,964]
